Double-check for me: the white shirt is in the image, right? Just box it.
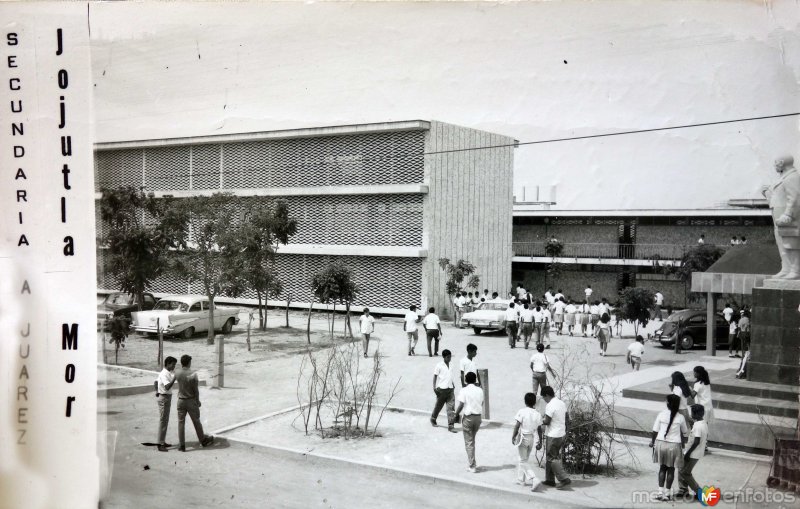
[519,308,534,323]
[729,321,737,335]
[672,386,689,410]
[504,307,518,321]
[359,314,375,335]
[545,397,568,438]
[422,313,440,331]
[532,309,545,323]
[564,303,576,314]
[433,361,454,389]
[404,311,419,333]
[457,384,484,415]
[554,301,566,314]
[515,407,543,436]
[627,342,645,357]
[554,293,564,301]
[722,307,733,322]
[157,368,175,395]
[693,382,713,411]
[541,309,552,323]
[655,292,664,305]
[455,295,466,308]
[598,303,609,317]
[517,288,527,299]
[545,292,554,304]
[584,288,593,298]
[652,409,688,443]
[698,238,705,244]
[530,352,549,373]
[460,356,477,377]
[688,421,709,459]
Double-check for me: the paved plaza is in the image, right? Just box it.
[99,309,798,508]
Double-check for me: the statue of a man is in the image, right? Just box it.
[763,155,800,279]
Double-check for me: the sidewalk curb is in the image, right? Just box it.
[220,435,584,508]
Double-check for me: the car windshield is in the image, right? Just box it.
[153,300,189,312]
[104,293,134,305]
[479,303,508,311]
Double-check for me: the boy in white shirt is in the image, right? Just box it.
[626,335,645,371]
[359,308,376,358]
[505,302,520,349]
[541,306,552,348]
[423,307,443,357]
[430,349,457,433]
[460,343,481,387]
[156,356,178,452]
[519,303,535,349]
[404,305,421,356]
[512,393,544,491]
[677,405,709,498]
[454,293,466,328]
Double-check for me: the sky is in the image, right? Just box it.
[88,1,800,211]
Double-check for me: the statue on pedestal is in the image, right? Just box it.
[763,156,800,279]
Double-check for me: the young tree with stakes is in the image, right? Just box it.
[310,262,360,341]
[617,287,656,337]
[437,258,480,320]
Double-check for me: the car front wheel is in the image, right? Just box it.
[222,318,234,334]
[473,328,481,335]
[680,334,694,350]
[181,327,195,340]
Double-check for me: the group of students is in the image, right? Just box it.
[650,366,713,501]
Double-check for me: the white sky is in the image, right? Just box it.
[89,1,800,210]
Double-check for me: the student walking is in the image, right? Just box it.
[691,366,713,426]
[589,301,601,333]
[541,305,552,349]
[454,292,466,327]
[727,314,740,358]
[175,355,215,451]
[564,300,576,336]
[520,303,535,349]
[404,305,421,356]
[156,356,178,452]
[460,344,482,387]
[627,335,645,370]
[454,372,484,473]
[554,298,566,335]
[512,393,544,492]
[650,394,689,502]
[422,307,443,357]
[505,302,520,349]
[670,371,694,428]
[530,344,555,395]
[654,291,664,321]
[533,303,545,346]
[430,350,457,433]
[677,405,709,498]
[359,308,376,358]
[576,301,590,337]
[594,313,612,356]
[541,386,571,489]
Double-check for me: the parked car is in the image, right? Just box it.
[97,292,158,330]
[130,295,240,339]
[654,309,730,350]
[462,300,512,335]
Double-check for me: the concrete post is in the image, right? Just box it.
[706,292,716,356]
[216,335,225,388]
[478,368,489,419]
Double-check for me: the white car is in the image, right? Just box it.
[462,300,512,335]
[131,295,240,339]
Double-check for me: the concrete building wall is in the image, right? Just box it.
[423,121,515,317]
[513,224,619,244]
[512,264,620,304]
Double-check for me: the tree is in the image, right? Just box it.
[167,193,242,344]
[544,239,565,287]
[229,201,297,331]
[97,186,181,311]
[107,317,129,365]
[438,258,480,320]
[311,262,360,340]
[674,244,726,303]
[617,287,656,337]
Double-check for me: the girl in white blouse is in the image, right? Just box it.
[649,394,688,501]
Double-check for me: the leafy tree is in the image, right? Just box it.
[98,186,181,311]
[674,244,726,303]
[617,287,656,337]
[107,316,129,365]
[544,239,564,287]
[310,262,360,340]
[545,238,564,258]
[226,201,297,330]
[167,193,242,344]
[438,258,480,319]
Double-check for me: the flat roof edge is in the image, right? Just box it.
[512,208,772,217]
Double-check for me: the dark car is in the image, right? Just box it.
[654,309,730,350]
[97,292,158,330]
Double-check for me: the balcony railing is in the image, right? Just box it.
[512,242,720,261]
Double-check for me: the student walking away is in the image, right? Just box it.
[589,301,601,333]
[650,394,689,502]
[722,303,734,323]
[727,313,740,358]
[530,344,555,395]
[563,300,576,336]
[670,371,694,428]
[404,305,421,356]
[627,335,645,371]
[691,366,713,427]
[423,307,443,357]
[516,282,527,301]
[577,301,590,337]
[737,310,751,369]
[544,288,555,308]
[654,291,664,321]
[512,393,544,492]
[584,285,593,301]
[460,344,481,387]
[175,355,215,451]
[598,298,610,319]
[359,308,376,358]
[430,350,458,433]
[677,405,709,499]
[520,303,535,349]
[533,304,546,347]
[505,302,520,349]
[594,313,612,357]
[156,356,178,452]
[454,372,484,473]
[554,298,567,335]
[471,292,481,310]
[454,292,467,328]
[697,234,705,245]
[541,304,552,349]
[541,386,571,489]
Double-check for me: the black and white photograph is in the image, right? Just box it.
[3,1,800,508]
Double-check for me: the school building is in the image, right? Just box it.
[94,120,516,316]
[511,205,775,308]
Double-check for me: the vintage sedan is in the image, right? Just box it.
[97,292,158,330]
[462,300,512,335]
[130,295,240,339]
[653,309,730,350]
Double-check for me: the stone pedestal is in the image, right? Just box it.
[749,281,800,384]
